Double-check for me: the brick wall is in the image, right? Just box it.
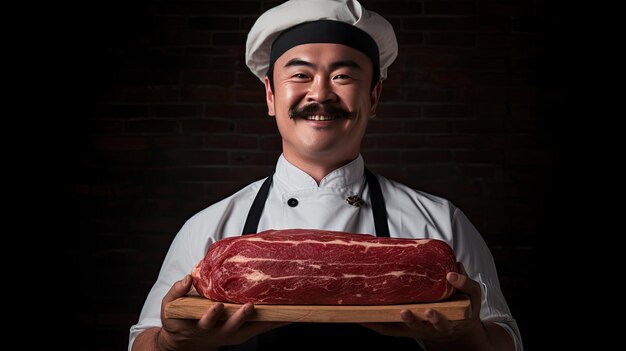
[55,1,565,349]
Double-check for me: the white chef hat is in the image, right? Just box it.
[245,0,398,82]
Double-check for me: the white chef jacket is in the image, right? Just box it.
[129,154,523,350]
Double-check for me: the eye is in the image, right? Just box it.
[292,73,309,79]
[333,74,351,80]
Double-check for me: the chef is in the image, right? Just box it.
[129,0,523,350]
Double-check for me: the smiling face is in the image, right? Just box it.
[264,43,382,172]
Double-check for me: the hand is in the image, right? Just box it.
[360,263,492,350]
[157,275,289,351]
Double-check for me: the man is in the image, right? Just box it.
[129,1,523,350]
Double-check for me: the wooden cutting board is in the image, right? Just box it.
[165,294,471,323]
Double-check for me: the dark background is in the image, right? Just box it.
[48,0,568,349]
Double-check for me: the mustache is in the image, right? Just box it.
[289,103,351,120]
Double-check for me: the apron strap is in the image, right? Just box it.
[364,167,390,238]
[241,172,274,235]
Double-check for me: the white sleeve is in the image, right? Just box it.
[128,216,214,350]
[451,208,524,351]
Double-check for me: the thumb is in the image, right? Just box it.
[446,263,476,290]
[446,263,481,319]
[163,275,193,305]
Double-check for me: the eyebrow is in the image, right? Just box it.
[283,58,362,71]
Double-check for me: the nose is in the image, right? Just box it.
[306,76,337,104]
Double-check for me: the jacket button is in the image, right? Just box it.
[287,198,298,207]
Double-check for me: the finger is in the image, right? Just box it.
[423,309,451,333]
[198,302,224,330]
[400,309,422,331]
[220,303,255,334]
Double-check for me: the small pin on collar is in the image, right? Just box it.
[346,195,366,207]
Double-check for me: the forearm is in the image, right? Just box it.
[483,322,515,351]
[425,321,515,351]
[132,327,221,351]
[132,328,161,351]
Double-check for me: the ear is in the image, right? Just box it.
[264,76,276,117]
[369,80,383,117]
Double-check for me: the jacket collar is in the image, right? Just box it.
[274,154,365,191]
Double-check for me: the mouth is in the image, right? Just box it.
[289,103,351,121]
[301,114,340,121]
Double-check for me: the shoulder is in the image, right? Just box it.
[376,174,457,215]
[180,177,268,245]
[374,173,460,240]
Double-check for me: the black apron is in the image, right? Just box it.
[221,168,423,351]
